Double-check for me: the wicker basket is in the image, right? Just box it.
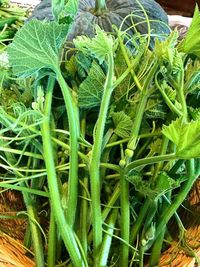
[158,179,200,267]
[0,190,35,266]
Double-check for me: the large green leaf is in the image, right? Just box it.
[7,19,69,77]
[78,61,105,108]
[73,25,114,64]
[162,118,200,158]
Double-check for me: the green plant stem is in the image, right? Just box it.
[176,74,188,122]
[98,209,118,267]
[149,229,165,267]
[155,159,200,239]
[118,30,142,91]
[57,70,79,227]
[87,183,120,244]
[47,210,57,267]
[41,77,85,267]
[22,192,45,267]
[89,52,114,260]
[120,171,130,267]
[152,137,169,183]
[130,198,151,244]
[79,113,88,256]
[80,176,88,256]
[155,72,182,117]
[101,133,118,181]
[125,62,159,162]
[126,153,177,173]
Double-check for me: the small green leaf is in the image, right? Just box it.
[7,19,69,77]
[162,118,182,146]
[145,99,167,120]
[112,111,133,138]
[73,25,114,64]
[78,61,105,108]
[162,118,200,158]
[148,139,162,155]
[65,0,78,18]
[155,172,181,193]
[126,171,181,199]
[154,30,178,65]
[188,107,200,121]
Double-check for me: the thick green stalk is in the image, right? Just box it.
[47,210,57,267]
[155,159,200,239]
[124,62,159,163]
[149,218,166,266]
[41,77,85,267]
[87,183,120,244]
[89,52,114,258]
[98,209,118,267]
[22,192,45,267]
[80,176,89,256]
[126,153,177,173]
[79,114,88,256]
[120,171,130,267]
[130,198,151,244]
[57,70,79,227]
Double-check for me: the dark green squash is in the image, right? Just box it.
[29,0,169,47]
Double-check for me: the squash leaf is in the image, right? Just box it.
[7,19,69,77]
[78,61,105,109]
[188,107,200,121]
[162,118,200,158]
[112,111,133,138]
[114,47,131,101]
[73,25,114,64]
[126,170,180,199]
[178,5,200,57]
[184,60,200,94]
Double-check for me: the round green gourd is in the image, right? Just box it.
[29,0,169,46]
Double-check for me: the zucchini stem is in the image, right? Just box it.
[41,77,85,267]
[89,52,114,261]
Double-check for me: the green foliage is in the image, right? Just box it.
[78,61,105,108]
[162,118,200,158]
[3,7,200,267]
[126,171,180,199]
[178,5,200,57]
[155,30,178,66]
[112,111,133,138]
[73,25,114,64]
[7,19,69,77]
